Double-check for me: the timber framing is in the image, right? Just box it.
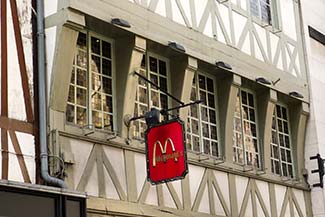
[0,0,36,182]
[53,0,310,102]
[45,0,312,216]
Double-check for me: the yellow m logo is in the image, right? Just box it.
[152,138,178,167]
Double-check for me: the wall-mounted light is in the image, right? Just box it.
[111,18,131,28]
[216,61,232,70]
[289,91,304,99]
[168,41,186,53]
[255,77,272,85]
[145,108,160,127]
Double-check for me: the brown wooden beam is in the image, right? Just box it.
[1,0,8,117]
[1,0,9,180]
[10,0,34,122]
[9,130,32,183]
[1,129,8,179]
[0,116,34,135]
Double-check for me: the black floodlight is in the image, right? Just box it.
[111,18,131,28]
[168,41,186,53]
[216,61,232,70]
[256,77,272,85]
[289,91,304,99]
[145,108,160,127]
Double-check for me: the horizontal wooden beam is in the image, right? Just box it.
[0,116,34,135]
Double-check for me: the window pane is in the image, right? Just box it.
[199,75,206,89]
[77,69,87,87]
[77,107,87,126]
[207,78,214,92]
[102,41,111,58]
[92,111,102,128]
[76,88,86,106]
[103,96,113,113]
[77,50,87,68]
[102,59,112,76]
[104,113,113,130]
[203,139,210,154]
[158,60,167,76]
[149,57,157,73]
[91,37,100,54]
[193,136,200,152]
[102,77,112,95]
[91,92,102,110]
[68,86,75,103]
[91,55,101,73]
[77,32,87,48]
[66,105,75,123]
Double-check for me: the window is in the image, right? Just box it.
[250,0,272,25]
[233,89,260,168]
[270,104,293,177]
[187,72,219,157]
[66,32,115,131]
[133,54,170,138]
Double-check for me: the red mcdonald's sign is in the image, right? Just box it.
[146,119,188,184]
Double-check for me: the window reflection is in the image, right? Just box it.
[233,89,260,168]
[270,105,293,177]
[66,32,114,132]
[187,72,219,157]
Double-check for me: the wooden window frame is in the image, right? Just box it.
[270,103,294,178]
[66,31,116,133]
[187,71,221,158]
[133,52,171,139]
[233,88,261,168]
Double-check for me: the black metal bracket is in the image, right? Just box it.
[310,153,325,188]
[125,99,203,127]
[133,71,184,105]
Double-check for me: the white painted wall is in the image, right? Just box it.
[44,0,58,17]
[129,0,302,78]
[301,0,325,216]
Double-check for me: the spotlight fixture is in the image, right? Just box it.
[168,41,186,53]
[216,61,232,70]
[145,108,160,127]
[111,18,131,28]
[256,77,272,85]
[289,91,304,99]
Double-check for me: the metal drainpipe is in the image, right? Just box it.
[37,0,66,188]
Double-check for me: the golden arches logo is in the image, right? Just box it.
[152,138,179,167]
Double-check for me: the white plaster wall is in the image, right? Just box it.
[301,0,325,216]
[45,26,57,101]
[279,0,297,41]
[44,0,58,17]
[129,0,302,77]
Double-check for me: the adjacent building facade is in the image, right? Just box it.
[301,0,325,216]
[0,0,320,216]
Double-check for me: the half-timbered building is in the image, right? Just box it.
[0,0,317,216]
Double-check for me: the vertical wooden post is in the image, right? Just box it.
[1,0,9,180]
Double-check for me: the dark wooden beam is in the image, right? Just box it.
[0,116,34,135]
[10,0,34,122]
[1,0,9,180]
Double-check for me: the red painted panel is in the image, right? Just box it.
[146,119,188,184]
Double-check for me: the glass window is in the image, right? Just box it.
[250,0,272,25]
[270,104,293,178]
[187,72,219,157]
[233,89,260,168]
[66,32,114,131]
[133,54,170,139]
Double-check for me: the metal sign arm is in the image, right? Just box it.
[133,71,184,105]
